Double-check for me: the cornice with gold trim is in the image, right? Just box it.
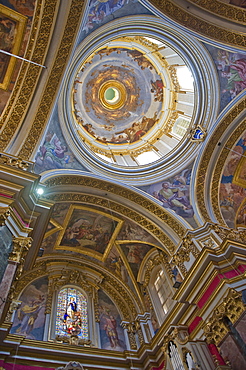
[196,99,246,224]
[0,0,59,149]
[149,0,246,47]
[17,0,85,158]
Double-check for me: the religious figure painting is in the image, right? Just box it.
[140,167,196,226]
[0,4,27,90]
[117,219,162,247]
[10,276,48,340]
[57,206,123,259]
[204,44,246,111]
[120,242,154,280]
[220,130,246,228]
[98,289,126,351]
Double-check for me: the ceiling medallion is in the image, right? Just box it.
[99,80,126,110]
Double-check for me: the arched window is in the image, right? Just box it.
[55,287,88,339]
[153,268,173,314]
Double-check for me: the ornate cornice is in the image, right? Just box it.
[196,99,246,224]
[44,175,185,243]
[17,0,85,158]
[203,289,245,345]
[149,0,246,47]
[186,0,246,25]
[0,0,58,149]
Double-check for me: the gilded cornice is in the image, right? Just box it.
[196,99,246,224]
[186,0,246,25]
[16,0,85,158]
[0,0,58,148]
[149,0,246,47]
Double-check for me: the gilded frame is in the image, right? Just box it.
[56,205,123,261]
[0,4,27,90]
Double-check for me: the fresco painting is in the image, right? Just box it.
[139,167,196,227]
[120,242,154,279]
[59,207,121,256]
[204,44,246,111]
[220,130,246,228]
[34,106,88,174]
[73,47,163,146]
[11,276,48,340]
[98,289,126,351]
[117,219,162,246]
[104,244,136,293]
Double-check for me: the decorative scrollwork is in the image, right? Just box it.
[203,289,245,345]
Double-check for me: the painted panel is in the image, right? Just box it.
[10,276,48,340]
[98,289,126,351]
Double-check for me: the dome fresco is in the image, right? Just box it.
[73,46,165,145]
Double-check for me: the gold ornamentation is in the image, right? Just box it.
[99,80,127,110]
[9,256,138,321]
[55,335,92,346]
[17,0,85,158]
[121,322,138,350]
[9,237,32,264]
[44,176,185,242]
[0,5,27,90]
[143,252,170,287]
[0,153,32,171]
[186,0,246,24]
[46,270,93,314]
[203,289,245,345]
[5,300,21,323]
[150,0,246,47]
[0,207,10,226]
[0,0,58,148]
[196,101,246,224]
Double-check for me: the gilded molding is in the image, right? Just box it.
[0,0,43,130]
[121,322,138,349]
[203,289,245,345]
[0,207,11,226]
[44,175,185,241]
[18,0,85,159]
[143,252,171,287]
[149,0,246,47]
[0,152,32,171]
[186,0,246,25]
[0,0,58,148]
[196,100,246,224]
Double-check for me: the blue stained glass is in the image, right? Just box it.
[55,287,88,339]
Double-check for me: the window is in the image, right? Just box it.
[55,287,88,339]
[154,268,172,314]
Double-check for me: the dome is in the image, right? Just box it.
[59,22,218,185]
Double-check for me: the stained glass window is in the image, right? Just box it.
[55,287,88,339]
